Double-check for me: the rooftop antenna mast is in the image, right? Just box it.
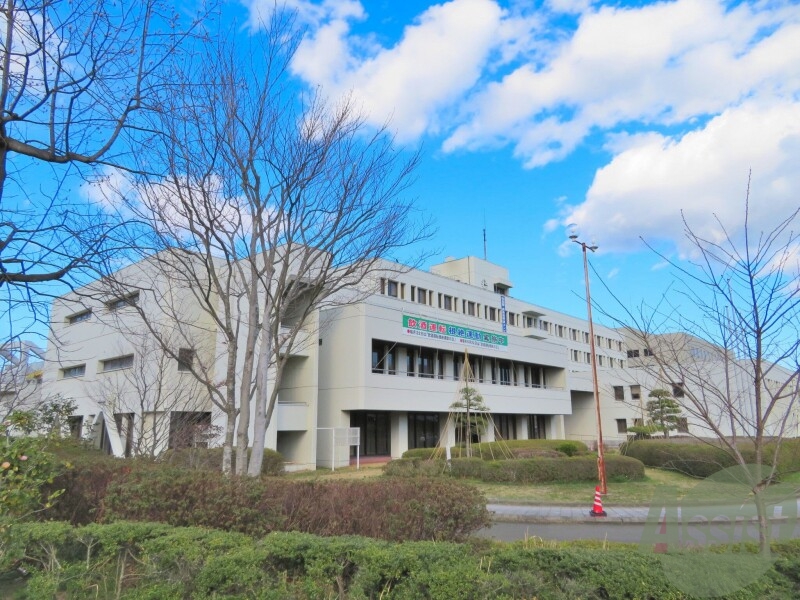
[483,212,487,261]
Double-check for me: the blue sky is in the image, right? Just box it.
[237,0,800,322]
[4,0,799,344]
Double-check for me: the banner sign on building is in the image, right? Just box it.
[403,315,508,352]
[501,295,507,333]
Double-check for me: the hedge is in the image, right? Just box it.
[3,522,799,599]
[621,439,800,479]
[44,462,488,542]
[386,454,645,483]
[161,446,285,475]
[402,439,589,460]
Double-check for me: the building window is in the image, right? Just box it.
[418,348,434,378]
[168,411,212,449]
[417,287,428,305]
[676,417,689,433]
[613,386,624,401]
[508,312,516,326]
[177,348,195,372]
[528,415,547,439]
[107,292,139,311]
[387,280,398,298]
[102,354,134,372]
[494,414,517,440]
[643,348,654,357]
[406,350,415,377]
[371,341,398,375]
[61,364,86,379]
[627,349,640,358]
[68,310,92,324]
[453,354,462,380]
[672,382,685,398]
[630,385,641,400]
[523,316,534,328]
[616,419,628,434]
[466,301,476,316]
[67,416,84,439]
[488,307,497,321]
[408,413,439,449]
[499,360,511,386]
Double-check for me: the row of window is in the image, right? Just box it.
[626,348,654,358]
[613,383,685,402]
[371,340,552,388]
[570,349,625,369]
[60,348,195,379]
[66,292,141,325]
[616,417,689,434]
[380,278,623,351]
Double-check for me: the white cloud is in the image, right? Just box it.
[279,0,532,141]
[443,0,800,166]
[563,101,800,254]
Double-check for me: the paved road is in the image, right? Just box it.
[482,501,800,543]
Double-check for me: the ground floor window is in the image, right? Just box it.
[616,418,628,434]
[350,411,391,456]
[528,415,547,439]
[408,412,439,449]
[114,412,135,457]
[168,411,212,450]
[494,414,517,440]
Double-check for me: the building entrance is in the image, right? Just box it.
[350,411,391,456]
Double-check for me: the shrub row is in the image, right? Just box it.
[44,461,489,542]
[402,439,589,460]
[161,446,285,475]
[385,454,645,483]
[4,521,799,599]
[621,439,800,478]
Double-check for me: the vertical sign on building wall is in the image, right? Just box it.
[500,295,507,333]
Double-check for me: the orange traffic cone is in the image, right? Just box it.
[654,512,668,553]
[589,485,607,517]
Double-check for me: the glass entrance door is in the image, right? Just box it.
[350,411,391,456]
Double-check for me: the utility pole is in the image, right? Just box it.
[569,229,607,495]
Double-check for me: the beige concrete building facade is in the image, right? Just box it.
[47,253,788,469]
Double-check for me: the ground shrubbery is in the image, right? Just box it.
[42,458,488,542]
[161,446,285,475]
[386,454,645,483]
[622,439,800,478]
[3,521,799,599]
[402,439,590,460]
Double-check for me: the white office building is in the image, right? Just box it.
[44,253,789,469]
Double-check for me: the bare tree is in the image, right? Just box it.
[88,332,209,458]
[615,185,799,550]
[0,339,44,419]
[0,0,209,337]
[96,16,431,475]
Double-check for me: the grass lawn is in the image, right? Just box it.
[285,463,800,507]
[286,463,708,506]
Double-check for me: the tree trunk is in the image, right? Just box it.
[247,323,272,477]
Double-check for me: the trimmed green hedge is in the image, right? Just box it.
[45,462,488,542]
[386,454,645,483]
[621,439,800,479]
[402,439,589,460]
[4,522,799,599]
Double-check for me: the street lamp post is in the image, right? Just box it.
[570,231,607,495]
